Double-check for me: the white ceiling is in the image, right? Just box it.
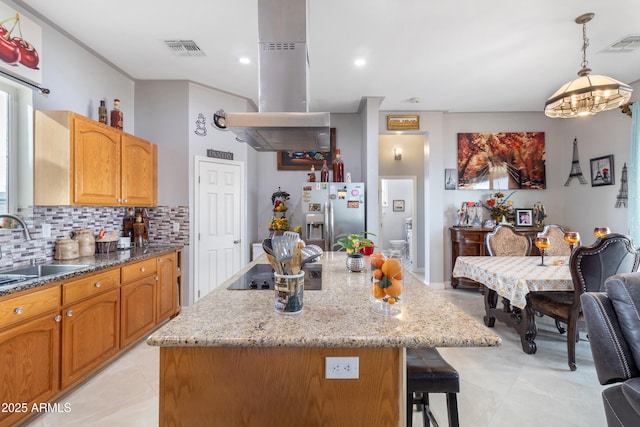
[17,0,640,114]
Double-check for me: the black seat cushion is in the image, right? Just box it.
[606,274,640,369]
[622,377,640,418]
[406,348,459,393]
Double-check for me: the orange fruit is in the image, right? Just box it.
[370,253,385,269]
[381,258,402,280]
[371,283,386,299]
[387,297,396,305]
[384,278,403,297]
[372,269,383,280]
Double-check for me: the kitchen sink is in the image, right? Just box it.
[0,264,89,288]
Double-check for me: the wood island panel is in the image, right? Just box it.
[159,346,401,427]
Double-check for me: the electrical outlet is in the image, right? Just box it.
[172,222,180,233]
[42,223,52,239]
[325,357,359,379]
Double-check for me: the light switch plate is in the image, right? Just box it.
[42,223,52,238]
[172,222,180,233]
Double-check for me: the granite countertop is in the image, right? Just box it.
[148,252,501,349]
[0,245,182,297]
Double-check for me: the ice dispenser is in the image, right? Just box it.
[305,213,325,241]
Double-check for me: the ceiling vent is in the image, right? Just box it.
[606,35,640,52]
[164,40,205,57]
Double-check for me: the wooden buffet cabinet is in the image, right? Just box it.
[0,249,181,427]
[34,111,157,207]
[450,227,541,290]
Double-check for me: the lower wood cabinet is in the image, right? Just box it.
[0,313,61,427]
[61,288,120,388]
[157,252,177,322]
[120,275,156,348]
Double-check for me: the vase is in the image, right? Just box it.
[346,253,365,272]
[370,251,403,315]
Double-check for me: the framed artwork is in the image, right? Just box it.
[387,115,419,130]
[393,200,405,212]
[277,128,336,170]
[590,155,615,187]
[515,208,534,227]
[444,168,457,190]
[457,132,546,190]
[0,2,43,85]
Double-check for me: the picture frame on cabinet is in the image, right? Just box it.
[590,155,615,187]
[515,208,534,227]
[277,128,336,170]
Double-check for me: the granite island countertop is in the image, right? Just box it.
[0,245,182,297]
[148,252,501,349]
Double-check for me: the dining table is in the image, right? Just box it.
[452,255,573,354]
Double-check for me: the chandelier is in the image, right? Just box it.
[544,13,633,118]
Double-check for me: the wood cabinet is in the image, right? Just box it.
[0,286,61,427]
[450,227,541,289]
[61,288,120,388]
[156,252,177,323]
[120,259,157,348]
[34,110,157,206]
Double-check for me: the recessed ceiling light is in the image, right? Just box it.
[354,58,366,67]
[239,57,251,64]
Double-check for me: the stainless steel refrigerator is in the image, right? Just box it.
[301,182,366,251]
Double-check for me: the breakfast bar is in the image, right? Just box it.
[148,252,501,426]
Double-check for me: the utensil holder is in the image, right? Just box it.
[274,271,305,314]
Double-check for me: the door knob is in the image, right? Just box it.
[233,240,241,244]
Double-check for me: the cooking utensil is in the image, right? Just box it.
[265,253,282,274]
[262,238,275,256]
[272,236,293,273]
[283,231,300,245]
[290,247,303,274]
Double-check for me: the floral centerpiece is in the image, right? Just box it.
[483,191,516,222]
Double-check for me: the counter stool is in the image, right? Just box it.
[406,347,460,427]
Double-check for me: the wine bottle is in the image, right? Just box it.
[320,160,329,182]
[332,149,344,182]
[110,99,123,130]
[309,165,317,182]
[98,100,108,124]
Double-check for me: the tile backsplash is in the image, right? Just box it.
[0,206,189,269]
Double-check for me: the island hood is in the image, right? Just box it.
[213,0,330,152]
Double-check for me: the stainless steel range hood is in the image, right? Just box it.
[217,0,330,152]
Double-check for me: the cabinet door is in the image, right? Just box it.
[121,134,157,206]
[0,314,61,427]
[61,289,120,389]
[72,115,121,205]
[157,252,177,323]
[121,277,156,348]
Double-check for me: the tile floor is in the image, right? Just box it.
[25,281,607,427]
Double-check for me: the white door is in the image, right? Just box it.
[195,157,244,301]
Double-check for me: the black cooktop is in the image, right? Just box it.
[227,263,322,290]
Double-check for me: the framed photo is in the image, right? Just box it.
[277,128,336,170]
[590,155,615,187]
[515,208,534,227]
[393,200,405,212]
[387,115,419,131]
[444,168,457,190]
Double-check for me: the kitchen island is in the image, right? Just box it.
[148,252,500,426]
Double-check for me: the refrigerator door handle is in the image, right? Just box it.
[326,201,334,251]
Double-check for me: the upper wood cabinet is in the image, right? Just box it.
[34,111,157,206]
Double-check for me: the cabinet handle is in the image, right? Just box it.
[14,307,23,315]
[54,315,62,322]
[140,266,145,272]
[158,257,163,262]
[123,199,128,203]
[177,267,181,272]
[117,198,121,202]
[66,310,73,317]
[155,276,159,281]
[94,282,101,288]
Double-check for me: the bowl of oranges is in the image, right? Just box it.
[370,252,403,315]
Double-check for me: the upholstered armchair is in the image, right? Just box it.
[485,224,531,256]
[537,224,571,256]
[582,273,640,426]
[530,233,640,371]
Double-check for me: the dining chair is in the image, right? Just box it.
[485,224,532,256]
[537,224,571,256]
[529,233,640,371]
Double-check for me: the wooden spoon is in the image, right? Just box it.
[290,247,303,275]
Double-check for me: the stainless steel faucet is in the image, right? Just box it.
[0,214,32,240]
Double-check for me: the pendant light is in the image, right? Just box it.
[544,13,633,118]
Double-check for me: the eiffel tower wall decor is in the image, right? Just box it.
[590,155,615,187]
[565,137,587,186]
[615,163,628,208]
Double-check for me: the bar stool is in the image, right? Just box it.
[406,347,460,427]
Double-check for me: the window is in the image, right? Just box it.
[0,77,33,214]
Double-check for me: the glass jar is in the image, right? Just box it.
[370,252,403,315]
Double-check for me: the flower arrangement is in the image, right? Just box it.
[334,231,376,254]
[483,191,516,222]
